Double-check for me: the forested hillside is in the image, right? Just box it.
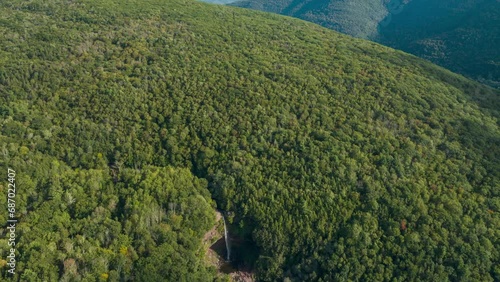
[377,0,500,88]
[0,0,499,281]
[230,0,500,87]
[230,0,388,38]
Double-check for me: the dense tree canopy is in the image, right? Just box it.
[377,0,500,88]
[230,0,500,87]
[0,0,499,281]
[231,0,388,38]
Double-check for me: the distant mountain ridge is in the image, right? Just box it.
[377,0,500,87]
[230,0,389,38]
[230,0,500,87]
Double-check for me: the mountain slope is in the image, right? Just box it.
[230,0,500,86]
[231,0,388,38]
[377,0,500,87]
[0,0,499,281]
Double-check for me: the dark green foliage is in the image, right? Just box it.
[0,0,499,281]
[230,0,500,87]
[231,0,388,38]
[377,0,500,88]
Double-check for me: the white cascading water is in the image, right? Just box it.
[222,215,231,261]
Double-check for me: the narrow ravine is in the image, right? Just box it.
[203,210,255,282]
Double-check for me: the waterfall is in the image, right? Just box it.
[222,215,231,261]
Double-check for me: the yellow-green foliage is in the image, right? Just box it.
[0,0,498,281]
